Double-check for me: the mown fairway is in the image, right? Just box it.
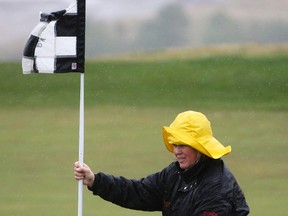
[0,49,287,215]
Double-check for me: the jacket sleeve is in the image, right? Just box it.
[87,170,168,211]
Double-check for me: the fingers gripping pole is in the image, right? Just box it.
[78,73,85,216]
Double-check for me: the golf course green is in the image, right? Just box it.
[1,46,287,215]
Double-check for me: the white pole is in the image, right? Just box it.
[78,72,85,216]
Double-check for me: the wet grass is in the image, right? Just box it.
[0,49,288,215]
[0,107,287,216]
[1,54,288,110]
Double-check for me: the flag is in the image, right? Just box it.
[22,1,86,215]
[22,0,86,74]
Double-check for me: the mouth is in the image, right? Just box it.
[177,157,186,163]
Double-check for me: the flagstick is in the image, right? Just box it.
[78,72,85,216]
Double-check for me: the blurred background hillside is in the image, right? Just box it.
[1,0,288,60]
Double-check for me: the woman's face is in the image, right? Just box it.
[173,144,200,169]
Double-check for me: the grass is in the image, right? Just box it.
[0,46,288,215]
[1,54,288,110]
[0,107,287,215]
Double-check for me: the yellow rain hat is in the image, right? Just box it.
[162,111,231,159]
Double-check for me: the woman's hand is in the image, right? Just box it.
[74,161,95,187]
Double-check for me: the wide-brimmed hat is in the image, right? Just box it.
[162,111,231,159]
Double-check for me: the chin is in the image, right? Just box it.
[179,164,188,169]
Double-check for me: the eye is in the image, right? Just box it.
[172,144,185,149]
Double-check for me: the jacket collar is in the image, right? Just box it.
[177,155,218,182]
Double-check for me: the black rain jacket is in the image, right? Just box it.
[88,156,249,216]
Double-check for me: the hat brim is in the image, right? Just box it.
[162,127,231,159]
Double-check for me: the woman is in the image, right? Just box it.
[74,111,249,215]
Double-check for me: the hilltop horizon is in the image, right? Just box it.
[1,0,288,60]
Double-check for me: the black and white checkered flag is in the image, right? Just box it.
[22,0,85,74]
